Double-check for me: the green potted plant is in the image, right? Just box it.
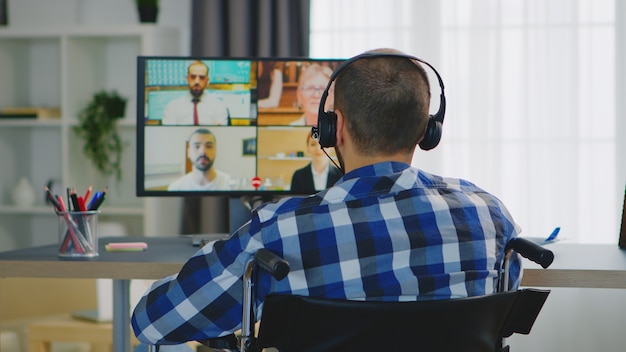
[136,0,159,23]
[73,90,127,182]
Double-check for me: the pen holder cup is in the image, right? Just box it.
[57,211,99,258]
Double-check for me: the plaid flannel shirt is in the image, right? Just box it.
[132,161,521,344]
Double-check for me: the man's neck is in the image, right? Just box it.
[193,168,216,185]
[343,153,413,174]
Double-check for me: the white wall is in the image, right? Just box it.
[7,0,191,55]
[515,2,626,350]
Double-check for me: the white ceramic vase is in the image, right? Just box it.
[12,177,36,207]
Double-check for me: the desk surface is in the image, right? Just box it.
[520,242,626,289]
[1,238,625,289]
[0,236,199,280]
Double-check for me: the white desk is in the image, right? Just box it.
[520,242,626,289]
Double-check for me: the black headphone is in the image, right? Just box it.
[311,52,446,151]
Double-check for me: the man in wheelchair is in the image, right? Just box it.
[132,49,523,347]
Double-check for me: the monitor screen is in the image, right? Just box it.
[136,56,344,197]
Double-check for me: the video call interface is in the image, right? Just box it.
[136,57,343,196]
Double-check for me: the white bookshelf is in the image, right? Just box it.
[0,25,181,249]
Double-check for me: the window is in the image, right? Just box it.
[310,0,622,243]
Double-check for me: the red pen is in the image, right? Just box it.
[83,185,92,204]
[56,195,67,212]
[77,196,87,212]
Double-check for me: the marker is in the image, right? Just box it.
[66,188,72,211]
[88,192,106,211]
[87,192,102,210]
[77,196,87,212]
[70,190,80,212]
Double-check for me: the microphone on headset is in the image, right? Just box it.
[311,125,344,174]
[311,126,319,141]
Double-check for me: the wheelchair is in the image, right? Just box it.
[151,237,553,352]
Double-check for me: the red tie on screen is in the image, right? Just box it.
[192,99,199,125]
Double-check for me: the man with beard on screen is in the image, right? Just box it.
[168,128,233,191]
[161,60,229,126]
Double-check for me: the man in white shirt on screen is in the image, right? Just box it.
[168,128,232,191]
[162,60,229,126]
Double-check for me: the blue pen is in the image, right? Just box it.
[87,192,102,210]
[544,227,561,243]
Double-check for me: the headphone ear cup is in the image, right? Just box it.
[418,115,442,151]
[317,111,337,148]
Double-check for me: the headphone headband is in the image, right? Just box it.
[312,52,446,150]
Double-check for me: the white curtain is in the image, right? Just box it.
[310,0,624,244]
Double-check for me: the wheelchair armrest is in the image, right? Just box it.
[506,237,554,269]
[254,248,290,280]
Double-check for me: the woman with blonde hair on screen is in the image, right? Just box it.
[291,63,334,126]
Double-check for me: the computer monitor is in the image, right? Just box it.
[136,56,344,197]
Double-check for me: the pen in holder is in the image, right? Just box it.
[57,210,99,257]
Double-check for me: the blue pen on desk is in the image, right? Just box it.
[544,227,561,243]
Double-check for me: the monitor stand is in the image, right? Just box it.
[229,195,283,233]
[185,196,283,246]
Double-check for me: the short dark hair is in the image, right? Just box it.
[188,60,209,75]
[334,53,431,156]
[188,128,214,142]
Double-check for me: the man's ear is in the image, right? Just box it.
[334,109,345,146]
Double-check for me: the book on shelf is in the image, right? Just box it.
[0,107,61,120]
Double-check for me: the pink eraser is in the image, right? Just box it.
[106,242,148,249]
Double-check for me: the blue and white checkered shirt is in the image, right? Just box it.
[132,161,521,344]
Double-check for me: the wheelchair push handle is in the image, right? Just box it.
[254,249,290,280]
[506,237,554,269]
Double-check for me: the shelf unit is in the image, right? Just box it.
[0,25,181,250]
